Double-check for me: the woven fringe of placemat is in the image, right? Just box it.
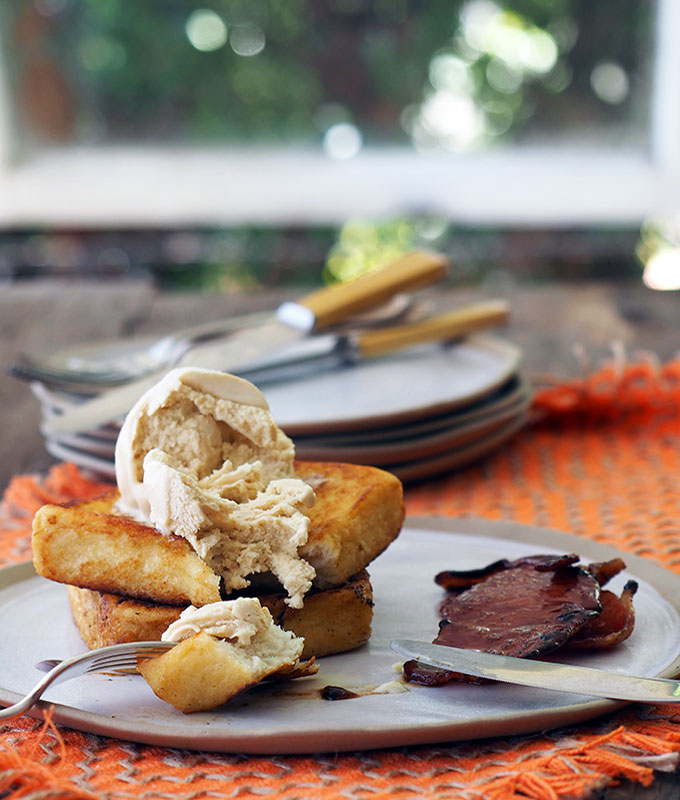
[4,356,680,800]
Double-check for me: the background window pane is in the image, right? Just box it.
[4,0,655,153]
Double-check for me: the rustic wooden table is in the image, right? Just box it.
[1,278,680,798]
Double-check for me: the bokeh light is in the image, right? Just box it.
[325,219,416,283]
[638,217,680,291]
[323,123,362,159]
[486,59,523,93]
[408,0,562,153]
[78,36,126,72]
[590,62,629,104]
[230,24,266,57]
[13,1,652,153]
[642,249,680,291]
[185,9,228,52]
[429,54,475,95]
[460,1,558,75]
[416,92,485,152]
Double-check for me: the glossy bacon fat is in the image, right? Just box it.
[404,554,637,686]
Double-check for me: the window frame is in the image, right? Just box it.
[0,0,677,229]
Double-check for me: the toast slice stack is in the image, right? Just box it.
[33,461,404,658]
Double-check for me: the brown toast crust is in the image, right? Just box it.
[33,461,403,606]
[67,569,374,659]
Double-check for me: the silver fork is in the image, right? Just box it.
[0,641,175,721]
[8,312,274,392]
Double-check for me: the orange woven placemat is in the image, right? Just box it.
[3,362,680,800]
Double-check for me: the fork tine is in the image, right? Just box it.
[85,643,175,673]
[88,653,172,668]
[86,656,159,673]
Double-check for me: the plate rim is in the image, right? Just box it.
[295,392,532,465]
[295,375,531,446]
[389,412,528,481]
[2,516,679,754]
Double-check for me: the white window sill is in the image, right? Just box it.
[0,145,673,228]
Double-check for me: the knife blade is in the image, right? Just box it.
[42,250,448,434]
[390,640,680,703]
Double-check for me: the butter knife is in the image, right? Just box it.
[230,300,510,383]
[42,250,448,434]
[390,640,680,703]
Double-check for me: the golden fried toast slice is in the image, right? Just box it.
[139,629,317,714]
[33,500,222,606]
[67,569,374,660]
[295,461,403,587]
[33,461,403,605]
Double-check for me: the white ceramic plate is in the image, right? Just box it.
[294,376,530,446]
[42,381,530,476]
[44,431,116,459]
[32,336,520,447]
[295,394,531,465]
[267,335,521,435]
[2,518,680,754]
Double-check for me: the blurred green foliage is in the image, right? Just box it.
[6,0,653,147]
[0,221,642,289]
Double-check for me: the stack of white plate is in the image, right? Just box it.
[32,334,530,484]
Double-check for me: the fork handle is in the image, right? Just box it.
[0,671,60,720]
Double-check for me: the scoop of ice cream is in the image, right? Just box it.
[114,367,316,607]
[161,597,272,645]
[116,368,295,518]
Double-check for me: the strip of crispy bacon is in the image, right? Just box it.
[567,580,638,649]
[586,558,626,587]
[406,552,643,687]
[434,554,580,592]
[436,564,601,658]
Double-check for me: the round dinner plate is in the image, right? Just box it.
[293,375,530,446]
[386,412,528,482]
[42,379,531,481]
[43,431,116,459]
[295,392,532,465]
[2,518,680,754]
[43,408,529,483]
[266,335,521,435]
[33,335,521,437]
